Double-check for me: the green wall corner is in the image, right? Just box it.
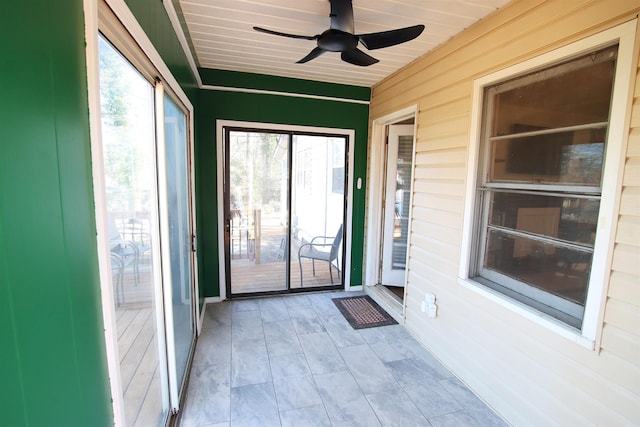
[0,1,112,425]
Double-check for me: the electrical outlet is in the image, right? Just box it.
[427,303,437,318]
[422,292,437,318]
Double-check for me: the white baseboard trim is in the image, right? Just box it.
[347,285,364,291]
[198,303,206,335]
[205,296,224,304]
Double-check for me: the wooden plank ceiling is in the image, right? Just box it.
[177,0,511,87]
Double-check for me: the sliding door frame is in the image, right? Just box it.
[85,0,199,424]
[216,120,355,301]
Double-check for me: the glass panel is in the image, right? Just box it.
[488,45,617,136]
[229,131,289,294]
[488,192,599,247]
[391,135,413,269]
[99,35,168,426]
[292,135,345,288]
[163,94,193,391]
[484,229,592,307]
[489,128,606,185]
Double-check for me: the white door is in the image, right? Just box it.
[381,124,414,286]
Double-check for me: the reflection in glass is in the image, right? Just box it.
[99,35,168,426]
[391,135,413,270]
[489,128,606,186]
[163,94,193,392]
[489,45,617,136]
[488,192,599,246]
[484,229,592,307]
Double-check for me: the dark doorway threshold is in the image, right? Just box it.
[381,285,404,302]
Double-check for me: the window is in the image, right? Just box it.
[460,21,636,344]
[475,45,617,329]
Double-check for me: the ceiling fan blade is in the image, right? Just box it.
[329,0,354,33]
[341,48,379,66]
[253,26,316,41]
[296,47,326,64]
[358,25,425,50]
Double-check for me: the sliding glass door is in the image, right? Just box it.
[160,92,195,403]
[99,35,169,426]
[290,135,346,289]
[98,34,196,425]
[224,128,347,296]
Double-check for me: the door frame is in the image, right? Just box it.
[216,120,355,301]
[365,106,418,306]
[85,0,200,424]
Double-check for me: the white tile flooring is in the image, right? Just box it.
[179,291,508,427]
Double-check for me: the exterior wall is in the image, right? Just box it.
[0,1,112,425]
[369,0,640,425]
[197,69,370,298]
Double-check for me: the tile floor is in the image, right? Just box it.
[179,291,508,427]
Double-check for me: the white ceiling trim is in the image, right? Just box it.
[201,84,370,104]
[163,0,202,87]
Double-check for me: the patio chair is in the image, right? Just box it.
[298,224,343,287]
[108,215,141,291]
[110,252,125,307]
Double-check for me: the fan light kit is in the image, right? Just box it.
[254,0,425,66]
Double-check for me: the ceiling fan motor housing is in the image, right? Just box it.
[317,29,359,52]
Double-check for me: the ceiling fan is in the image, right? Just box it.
[253,0,425,66]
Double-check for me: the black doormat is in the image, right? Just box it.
[332,295,397,329]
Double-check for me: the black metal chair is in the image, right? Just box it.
[298,225,343,287]
[108,215,141,295]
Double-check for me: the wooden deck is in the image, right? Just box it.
[230,258,341,294]
[116,305,164,426]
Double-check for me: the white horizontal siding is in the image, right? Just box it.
[369,0,640,424]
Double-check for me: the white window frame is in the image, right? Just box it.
[459,20,637,349]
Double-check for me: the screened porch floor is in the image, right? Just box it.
[179,291,508,426]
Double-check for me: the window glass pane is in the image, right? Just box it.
[489,128,606,185]
[488,45,617,136]
[163,93,193,392]
[99,35,169,426]
[488,192,599,246]
[391,135,413,269]
[484,229,592,307]
[292,135,345,288]
[228,131,289,293]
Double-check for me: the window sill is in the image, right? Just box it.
[457,277,595,350]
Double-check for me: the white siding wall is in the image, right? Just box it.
[369,0,640,424]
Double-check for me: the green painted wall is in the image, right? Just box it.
[125,0,200,104]
[197,69,370,298]
[0,2,112,426]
